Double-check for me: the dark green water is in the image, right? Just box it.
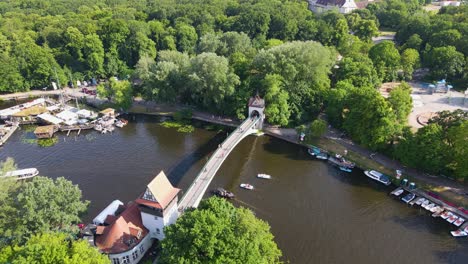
[1,114,466,263]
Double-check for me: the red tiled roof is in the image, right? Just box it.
[95,202,149,254]
[135,198,162,209]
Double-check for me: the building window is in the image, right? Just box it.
[156,228,160,235]
[112,258,120,264]
[122,255,130,264]
[132,250,139,260]
[140,245,145,254]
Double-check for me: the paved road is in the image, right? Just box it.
[178,118,258,210]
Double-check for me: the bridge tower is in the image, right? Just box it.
[248,95,265,129]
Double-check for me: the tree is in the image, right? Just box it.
[424,46,465,81]
[334,56,380,88]
[160,197,282,264]
[342,87,399,149]
[0,232,109,264]
[187,53,240,113]
[400,48,420,80]
[0,176,89,246]
[252,41,335,123]
[310,119,327,138]
[352,19,379,42]
[97,78,133,110]
[387,82,412,124]
[262,74,290,126]
[446,121,468,180]
[369,41,401,82]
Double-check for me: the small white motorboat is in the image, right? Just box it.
[447,214,458,224]
[240,183,254,190]
[440,211,451,220]
[430,205,441,213]
[4,168,39,180]
[453,217,465,227]
[257,174,271,179]
[451,229,468,237]
[425,203,436,211]
[415,198,426,205]
[391,188,404,196]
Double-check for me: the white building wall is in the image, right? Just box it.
[141,201,180,241]
[108,235,153,264]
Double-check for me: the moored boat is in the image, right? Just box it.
[451,229,468,237]
[391,187,404,196]
[4,168,39,180]
[212,188,235,199]
[440,211,451,219]
[240,183,254,190]
[453,217,465,227]
[447,214,458,224]
[401,193,416,204]
[257,173,271,179]
[339,166,352,172]
[415,197,426,205]
[364,170,391,186]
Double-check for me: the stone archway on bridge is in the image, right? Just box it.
[248,95,265,129]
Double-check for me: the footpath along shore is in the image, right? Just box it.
[2,91,467,204]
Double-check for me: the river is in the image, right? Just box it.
[1,114,467,263]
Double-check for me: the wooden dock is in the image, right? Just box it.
[0,124,18,146]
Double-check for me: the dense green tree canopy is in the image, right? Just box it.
[160,197,282,264]
[252,41,335,123]
[0,176,89,246]
[0,232,109,264]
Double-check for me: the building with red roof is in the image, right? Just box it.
[92,171,180,264]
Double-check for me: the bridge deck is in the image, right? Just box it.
[178,118,258,210]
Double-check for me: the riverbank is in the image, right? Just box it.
[128,101,468,208]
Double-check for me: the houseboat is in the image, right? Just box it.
[364,170,391,186]
[34,125,58,139]
[4,168,39,180]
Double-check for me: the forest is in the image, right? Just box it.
[0,0,466,179]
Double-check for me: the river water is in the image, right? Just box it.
[1,114,467,263]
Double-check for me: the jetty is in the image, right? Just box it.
[0,124,18,146]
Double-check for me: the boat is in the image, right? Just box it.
[4,168,39,180]
[308,147,328,160]
[364,170,391,186]
[115,118,128,128]
[430,205,441,213]
[451,229,468,237]
[432,209,445,217]
[316,153,329,160]
[391,187,404,196]
[339,166,352,172]
[421,200,430,208]
[447,214,458,224]
[240,183,254,190]
[401,193,416,204]
[212,188,235,199]
[440,211,451,219]
[453,217,465,227]
[257,173,271,179]
[328,154,355,169]
[415,198,426,205]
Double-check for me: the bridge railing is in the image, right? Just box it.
[178,117,259,209]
